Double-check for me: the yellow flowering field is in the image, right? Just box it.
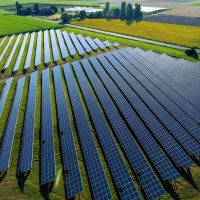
[71,19,200,48]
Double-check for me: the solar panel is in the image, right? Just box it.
[72,60,141,200]
[81,58,165,199]
[85,36,98,51]
[41,68,56,185]
[69,32,85,56]
[24,32,35,70]
[50,29,60,62]
[0,78,13,117]
[104,52,195,168]
[63,63,111,200]
[52,66,83,198]
[93,38,106,50]
[34,31,42,67]
[0,77,25,171]
[12,33,29,72]
[89,56,180,182]
[0,36,8,48]
[103,40,111,48]
[77,34,92,53]
[44,30,51,64]
[116,49,200,147]
[124,48,200,124]
[113,42,120,47]
[0,35,15,62]
[18,71,38,173]
[62,31,76,56]
[3,34,22,70]
[55,29,68,59]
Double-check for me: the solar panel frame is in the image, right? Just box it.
[62,31,76,56]
[55,29,68,59]
[44,30,51,64]
[69,32,85,56]
[0,78,13,117]
[40,68,56,185]
[18,71,38,173]
[24,32,35,70]
[0,77,25,171]
[34,31,42,67]
[81,58,165,200]
[50,29,60,62]
[52,66,83,198]
[85,36,98,51]
[3,34,22,70]
[12,33,29,72]
[63,63,111,200]
[73,60,141,200]
[0,35,15,62]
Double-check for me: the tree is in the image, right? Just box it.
[134,4,143,19]
[79,10,86,20]
[61,7,65,13]
[112,8,120,18]
[16,1,22,14]
[120,2,126,18]
[61,13,70,23]
[50,5,58,13]
[185,48,198,59]
[96,11,103,18]
[103,2,110,15]
[34,3,39,14]
[126,3,133,19]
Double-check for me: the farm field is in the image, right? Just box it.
[0,0,99,7]
[0,12,62,36]
[71,19,200,48]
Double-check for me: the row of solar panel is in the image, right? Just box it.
[1,48,198,199]
[0,29,119,73]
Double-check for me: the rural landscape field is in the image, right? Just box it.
[0,0,200,200]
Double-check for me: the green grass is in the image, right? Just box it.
[0,0,99,7]
[193,2,200,6]
[0,12,62,36]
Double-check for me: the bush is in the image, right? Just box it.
[61,13,70,23]
[79,10,86,20]
[185,48,199,59]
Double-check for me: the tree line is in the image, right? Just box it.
[61,2,143,23]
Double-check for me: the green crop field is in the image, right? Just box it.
[0,0,99,7]
[71,19,200,48]
[0,12,62,36]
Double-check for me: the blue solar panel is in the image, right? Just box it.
[69,32,85,56]
[24,32,35,70]
[103,40,111,48]
[13,33,29,72]
[55,29,68,59]
[81,58,166,200]
[41,68,56,185]
[72,60,142,200]
[93,38,106,50]
[34,31,42,67]
[0,78,13,117]
[3,34,22,70]
[0,35,15,62]
[50,29,60,62]
[117,49,200,147]
[44,30,51,64]
[103,51,200,159]
[18,71,38,173]
[77,34,92,53]
[63,64,111,200]
[85,36,98,51]
[62,31,76,56]
[89,56,180,182]
[52,66,83,198]
[0,77,25,171]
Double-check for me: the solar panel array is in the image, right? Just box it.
[50,29,60,62]
[18,71,38,173]
[1,47,199,199]
[62,31,76,56]
[44,30,51,64]
[0,77,25,171]
[94,38,106,50]
[34,31,42,67]
[85,36,98,51]
[77,34,92,53]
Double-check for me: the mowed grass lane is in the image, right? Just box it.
[0,12,62,36]
[71,19,200,48]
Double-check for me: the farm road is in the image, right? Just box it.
[66,24,200,53]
